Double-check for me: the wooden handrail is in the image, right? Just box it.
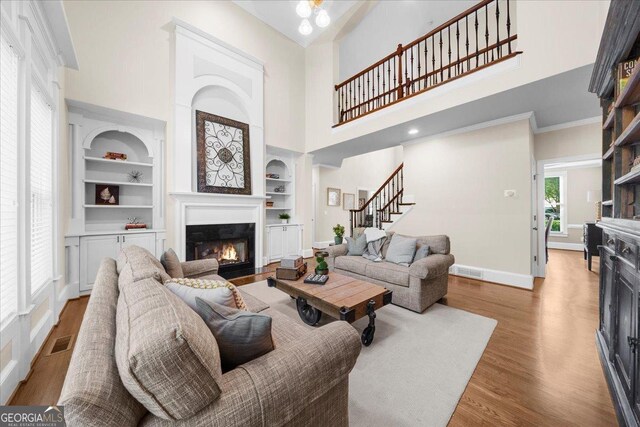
[403,0,493,50]
[349,162,405,233]
[349,162,404,214]
[378,189,403,212]
[334,0,520,125]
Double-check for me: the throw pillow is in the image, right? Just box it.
[195,297,274,370]
[346,233,367,255]
[161,248,184,278]
[413,245,430,263]
[386,234,418,265]
[165,278,248,311]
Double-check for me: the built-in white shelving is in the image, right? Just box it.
[83,179,153,187]
[84,156,154,168]
[84,204,154,209]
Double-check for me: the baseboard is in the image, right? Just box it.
[302,248,314,258]
[449,263,534,290]
[548,242,583,251]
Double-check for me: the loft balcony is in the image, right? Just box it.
[333,0,521,126]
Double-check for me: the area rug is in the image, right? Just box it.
[240,281,497,426]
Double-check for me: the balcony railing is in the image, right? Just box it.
[334,0,521,126]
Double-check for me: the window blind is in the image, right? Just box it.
[0,34,19,322]
[30,81,53,294]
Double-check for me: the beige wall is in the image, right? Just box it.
[534,122,601,161]
[0,342,11,374]
[306,1,609,153]
[316,146,404,242]
[393,119,534,276]
[63,1,305,152]
[548,166,601,245]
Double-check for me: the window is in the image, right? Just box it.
[30,84,54,295]
[544,173,567,235]
[0,33,20,323]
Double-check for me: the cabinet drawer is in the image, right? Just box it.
[616,237,638,268]
[603,230,616,251]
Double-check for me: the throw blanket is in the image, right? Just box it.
[362,227,387,262]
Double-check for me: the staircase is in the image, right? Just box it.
[349,163,415,235]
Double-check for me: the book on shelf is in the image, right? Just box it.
[125,223,147,230]
[616,57,639,98]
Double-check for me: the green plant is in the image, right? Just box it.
[278,212,290,220]
[333,224,345,238]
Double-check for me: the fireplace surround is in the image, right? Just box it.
[186,223,255,277]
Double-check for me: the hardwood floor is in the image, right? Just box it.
[10,250,616,425]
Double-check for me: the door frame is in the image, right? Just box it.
[535,153,601,277]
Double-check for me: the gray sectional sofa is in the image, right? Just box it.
[325,230,455,312]
[59,246,361,426]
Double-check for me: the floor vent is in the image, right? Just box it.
[453,266,483,280]
[47,335,74,356]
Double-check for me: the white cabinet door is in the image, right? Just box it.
[283,225,301,257]
[121,233,156,255]
[79,235,120,292]
[268,226,284,262]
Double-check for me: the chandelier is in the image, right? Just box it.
[296,0,330,36]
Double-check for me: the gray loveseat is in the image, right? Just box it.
[325,230,455,313]
[59,246,361,426]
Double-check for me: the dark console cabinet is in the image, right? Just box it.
[597,223,640,426]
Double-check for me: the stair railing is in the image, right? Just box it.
[349,163,405,235]
[334,0,521,126]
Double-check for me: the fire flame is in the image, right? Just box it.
[221,243,238,261]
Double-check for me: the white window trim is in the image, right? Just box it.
[0,0,70,405]
[545,171,568,237]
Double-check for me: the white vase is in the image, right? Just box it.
[281,219,288,224]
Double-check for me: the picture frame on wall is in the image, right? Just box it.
[343,193,355,210]
[195,110,252,195]
[327,187,341,206]
[95,185,119,205]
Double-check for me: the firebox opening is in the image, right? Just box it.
[186,223,256,279]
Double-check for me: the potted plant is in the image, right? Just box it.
[279,212,290,224]
[333,224,345,245]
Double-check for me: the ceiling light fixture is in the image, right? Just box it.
[297,0,330,36]
[315,9,330,28]
[298,18,313,36]
[408,129,419,135]
[296,1,312,18]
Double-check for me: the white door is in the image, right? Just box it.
[268,226,284,262]
[122,233,156,255]
[283,225,301,257]
[79,235,120,292]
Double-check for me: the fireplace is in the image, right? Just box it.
[186,223,255,278]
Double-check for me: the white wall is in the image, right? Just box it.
[393,119,534,277]
[534,122,601,160]
[315,146,404,242]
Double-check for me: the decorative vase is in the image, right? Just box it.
[334,236,342,245]
[281,219,288,224]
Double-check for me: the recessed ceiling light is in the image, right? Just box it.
[408,129,419,135]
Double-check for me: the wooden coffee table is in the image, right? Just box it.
[267,272,392,346]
